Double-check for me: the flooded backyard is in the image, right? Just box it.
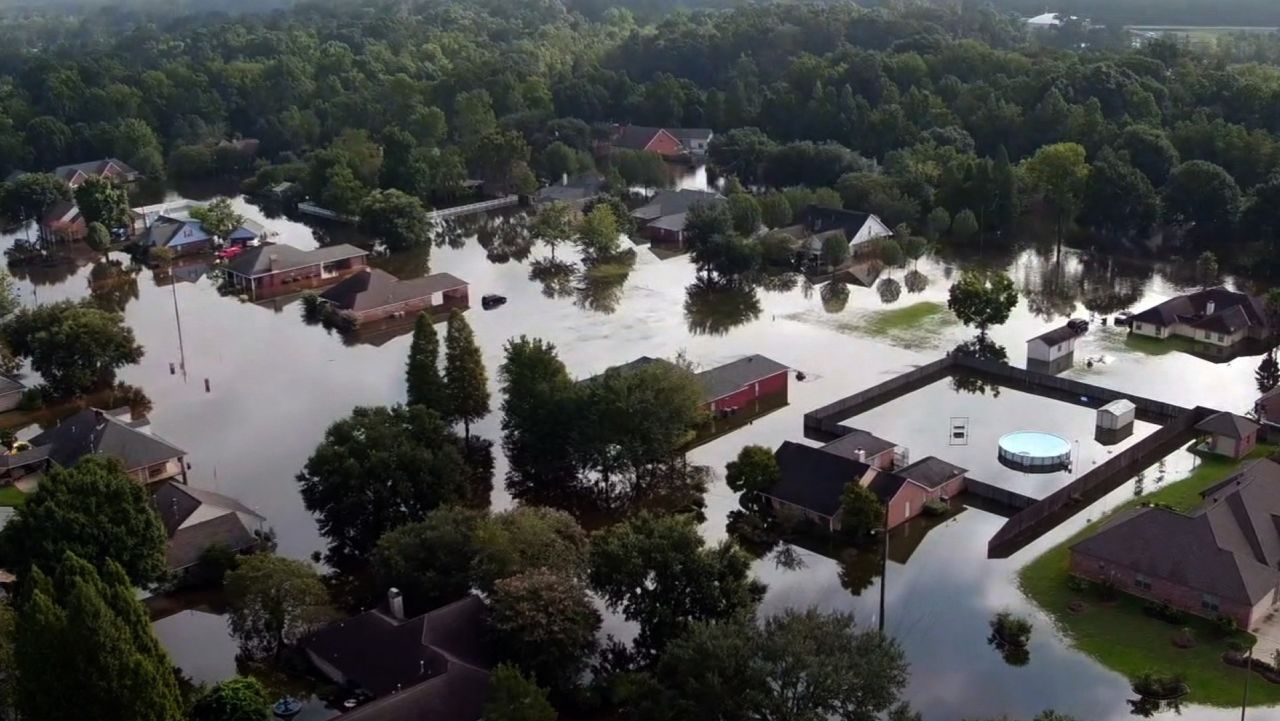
[2,178,1275,720]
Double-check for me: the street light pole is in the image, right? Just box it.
[878,501,888,635]
[1242,646,1252,721]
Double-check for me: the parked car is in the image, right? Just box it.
[216,246,245,261]
[481,294,507,310]
[1114,311,1133,328]
[1067,318,1089,334]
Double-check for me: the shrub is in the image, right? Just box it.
[196,543,241,587]
[990,611,1032,647]
[922,499,948,516]
[17,387,44,411]
[1142,600,1186,625]
[300,292,324,321]
[1132,670,1186,699]
[1214,614,1240,636]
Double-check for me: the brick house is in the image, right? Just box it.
[1195,412,1260,459]
[151,482,265,574]
[320,268,470,325]
[609,126,686,157]
[38,200,86,243]
[1069,459,1280,629]
[52,158,141,188]
[696,354,790,415]
[1129,287,1271,349]
[630,189,725,246]
[0,407,188,486]
[224,243,368,300]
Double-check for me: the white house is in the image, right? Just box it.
[1027,325,1080,364]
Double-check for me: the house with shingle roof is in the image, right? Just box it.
[224,242,368,300]
[138,204,265,257]
[1129,287,1271,349]
[0,407,188,486]
[608,125,713,158]
[1070,458,1280,629]
[52,158,141,188]
[631,189,725,246]
[1195,412,1260,459]
[151,482,266,572]
[320,268,469,325]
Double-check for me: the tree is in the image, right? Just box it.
[189,198,245,242]
[297,405,471,566]
[531,201,575,259]
[540,141,591,182]
[952,209,979,240]
[471,506,589,591]
[947,271,1018,337]
[359,189,432,253]
[1,172,70,227]
[373,506,485,613]
[727,193,762,235]
[634,609,910,721]
[73,175,130,229]
[725,445,780,494]
[926,207,951,240]
[190,677,271,721]
[759,192,793,229]
[85,221,112,253]
[1080,151,1159,238]
[1021,143,1089,252]
[839,483,883,538]
[488,569,601,690]
[683,200,734,252]
[0,599,11,713]
[3,300,144,397]
[1163,160,1242,230]
[820,234,851,269]
[1257,351,1279,395]
[483,664,556,721]
[499,337,580,499]
[992,146,1019,230]
[224,554,331,660]
[589,512,765,659]
[0,456,167,586]
[444,309,490,441]
[15,554,185,721]
[1117,125,1180,186]
[690,233,761,280]
[576,204,620,260]
[406,312,445,410]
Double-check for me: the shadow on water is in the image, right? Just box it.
[87,258,142,313]
[684,277,762,335]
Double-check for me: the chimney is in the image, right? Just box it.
[1205,300,1215,315]
[269,253,279,270]
[855,448,866,462]
[388,587,405,620]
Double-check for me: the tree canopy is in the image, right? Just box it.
[224,554,331,660]
[3,300,143,397]
[947,271,1019,336]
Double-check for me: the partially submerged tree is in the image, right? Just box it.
[947,271,1018,338]
[3,300,143,397]
[444,309,490,441]
[406,312,445,410]
[1021,143,1089,252]
[839,482,884,539]
[725,445,781,495]
[73,175,131,229]
[488,568,601,691]
[359,188,433,253]
[189,197,245,242]
[190,676,272,721]
[224,554,331,660]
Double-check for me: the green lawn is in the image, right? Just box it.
[855,301,957,349]
[0,485,27,507]
[1116,332,1202,358]
[1018,444,1280,706]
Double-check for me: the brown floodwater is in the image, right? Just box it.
[2,176,1272,720]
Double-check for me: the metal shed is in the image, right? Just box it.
[1097,399,1136,430]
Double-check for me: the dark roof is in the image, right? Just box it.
[612,125,669,151]
[226,243,366,277]
[1130,287,1268,333]
[795,205,875,240]
[151,482,264,569]
[41,199,79,225]
[306,595,492,701]
[52,158,139,184]
[765,441,870,517]
[632,189,724,223]
[898,456,967,490]
[696,354,789,403]
[533,174,604,204]
[819,427,897,461]
[0,377,24,396]
[866,470,911,504]
[1029,325,1080,346]
[320,268,468,313]
[1071,459,1280,606]
[143,217,188,249]
[30,408,185,471]
[340,663,490,721]
[1195,412,1260,441]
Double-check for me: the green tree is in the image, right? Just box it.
[727,193,762,235]
[589,512,764,660]
[0,456,167,586]
[1256,351,1279,395]
[190,677,271,721]
[1,172,70,227]
[1021,143,1089,252]
[189,198,245,242]
[499,337,580,498]
[224,554,331,660]
[489,568,601,690]
[683,200,734,252]
[992,146,1019,230]
[926,207,952,240]
[725,445,781,494]
[3,300,144,397]
[320,164,369,217]
[531,201,575,259]
[1117,125,1180,186]
[947,271,1018,337]
[359,189,432,253]
[483,664,556,721]
[455,90,498,147]
[839,482,883,538]
[73,175,131,229]
[952,209,979,240]
[444,309,490,441]
[15,554,184,721]
[297,405,471,566]
[1080,151,1160,238]
[373,506,485,613]
[1163,160,1242,230]
[471,506,589,591]
[576,204,620,260]
[406,312,445,410]
[1197,251,1220,288]
[759,192,793,229]
[85,221,112,253]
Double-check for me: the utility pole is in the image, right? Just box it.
[169,259,187,381]
[878,501,888,634]
[1242,646,1252,721]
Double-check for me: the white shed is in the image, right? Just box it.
[1027,326,1079,363]
[1097,399,1137,430]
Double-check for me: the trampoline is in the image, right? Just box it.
[998,431,1072,473]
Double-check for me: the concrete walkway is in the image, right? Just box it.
[1253,608,1280,665]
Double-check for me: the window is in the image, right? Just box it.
[1134,322,1143,332]
[1217,333,1225,343]
[1134,574,1152,591]
[1201,594,1220,612]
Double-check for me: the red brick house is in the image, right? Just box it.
[224,243,368,300]
[1069,459,1280,629]
[52,158,141,188]
[38,200,86,242]
[320,268,470,324]
[1195,412,1260,459]
[696,354,790,414]
[609,126,685,157]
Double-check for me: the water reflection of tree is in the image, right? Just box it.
[876,277,902,304]
[575,251,635,314]
[88,260,141,313]
[9,255,81,287]
[431,219,466,250]
[987,633,1030,667]
[950,336,1008,398]
[509,461,708,532]
[755,272,800,294]
[476,214,533,264]
[529,258,576,299]
[904,269,929,294]
[1079,254,1150,315]
[1127,696,1183,717]
[1020,254,1081,322]
[684,277,762,336]
[820,281,849,314]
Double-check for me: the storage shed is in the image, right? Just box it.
[1097,399,1136,431]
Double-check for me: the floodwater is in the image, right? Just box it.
[2,174,1274,720]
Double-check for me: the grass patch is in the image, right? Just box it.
[1113,332,1203,358]
[853,301,958,349]
[1018,444,1280,707]
[0,485,27,507]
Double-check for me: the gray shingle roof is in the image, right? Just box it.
[898,456,968,490]
[30,408,185,472]
[819,428,897,462]
[1195,412,1260,441]
[1029,325,1080,346]
[226,243,366,277]
[696,354,789,403]
[765,441,870,517]
[320,269,468,314]
[1130,286,1268,333]
[631,189,724,223]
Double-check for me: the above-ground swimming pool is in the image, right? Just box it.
[997,431,1073,472]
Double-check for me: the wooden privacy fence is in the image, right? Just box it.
[965,478,1039,512]
[804,356,954,434]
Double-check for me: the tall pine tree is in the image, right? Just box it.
[444,309,490,441]
[15,553,185,721]
[406,312,445,410]
[993,145,1019,230]
[1257,350,1280,395]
